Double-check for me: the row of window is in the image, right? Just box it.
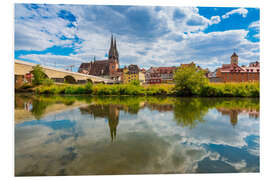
[224,76,258,80]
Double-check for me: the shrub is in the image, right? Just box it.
[85,82,93,94]
[34,81,259,97]
[200,82,259,97]
[129,80,140,86]
[174,65,209,96]
[42,78,54,86]
[20,83,33,89]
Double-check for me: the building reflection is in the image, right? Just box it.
[217,108,259,127]
[145,103,174,112]
[80,104,120,142]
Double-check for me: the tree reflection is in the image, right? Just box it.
[31,99,50,120]
[173,98,213,128]
[15,94,260,129]
[15,95,92,120]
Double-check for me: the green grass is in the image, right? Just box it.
[33,82,259,97]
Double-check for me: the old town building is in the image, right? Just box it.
[121,65,145,84]
[78,35,120,79]
[216,52,260,82]
[145,66,177,84]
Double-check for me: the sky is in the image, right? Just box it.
[14,4,260,71]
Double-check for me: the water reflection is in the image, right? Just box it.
[217,108,259,127]
[80,104,120,141]
[15,94,260,175]
[15,95,259,128]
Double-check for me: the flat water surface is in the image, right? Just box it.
[14,94,260,175]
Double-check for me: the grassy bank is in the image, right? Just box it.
[33,83,175,96]
[28,82,259,97]
[200,82,260,97]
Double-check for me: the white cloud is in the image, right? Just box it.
[15,5,259,71]
[249,20,260,30]
[210,16,221,25]
[15,4,78,51]
[248,20,260,40]
[222,8,248,19]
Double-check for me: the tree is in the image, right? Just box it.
[174,65,209,96]
[32,65,47,85]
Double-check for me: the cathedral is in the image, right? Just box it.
[78,35,120,79]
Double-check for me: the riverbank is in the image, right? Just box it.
[16,82,259,97]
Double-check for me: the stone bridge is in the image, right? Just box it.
[15,59,115,85]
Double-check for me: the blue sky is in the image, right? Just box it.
[14,4,260,71]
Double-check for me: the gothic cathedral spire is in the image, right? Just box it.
[108,34,114,59]
[113,38,119,59]
[108,34,119,62]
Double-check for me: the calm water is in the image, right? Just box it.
[15,94,260,176]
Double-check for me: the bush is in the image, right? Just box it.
[34,81,259,97]
[129,80,140,86]
[42,78,54,86]
[20,83,33,89]
[174,65,209,96]
[200,82,259,97]
[84,82,93,94]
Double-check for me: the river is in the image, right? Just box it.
[14,94,260,176]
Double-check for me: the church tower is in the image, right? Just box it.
[108,35,119,75]
[231,52,238,65]
[108,35,119,63]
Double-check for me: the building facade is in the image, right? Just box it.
[78,35,120,79]
[145,66,177,84]
[216,52,260,82]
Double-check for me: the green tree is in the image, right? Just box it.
[32,65,47,85]
[174,65,209,96]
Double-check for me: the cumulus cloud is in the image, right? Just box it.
[14,4,259,71]
[249,20,260,30]
[210,16,221,25]
[248,20,260,40]
[222,8,248,19]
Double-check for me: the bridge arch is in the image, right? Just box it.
[29,70,49,79]
[87,79,93,84]
[64,75,77,84]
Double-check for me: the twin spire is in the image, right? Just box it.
[108,34,119,60]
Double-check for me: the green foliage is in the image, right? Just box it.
[34,80,259,97]
[36,83,93,95]
[200,82,259,97]
[32,65,47,85]
[174,65,209,96]
[129,80,140,86]
[92,84,145,95]
[42,78,54,86]
[20,83,33,89]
